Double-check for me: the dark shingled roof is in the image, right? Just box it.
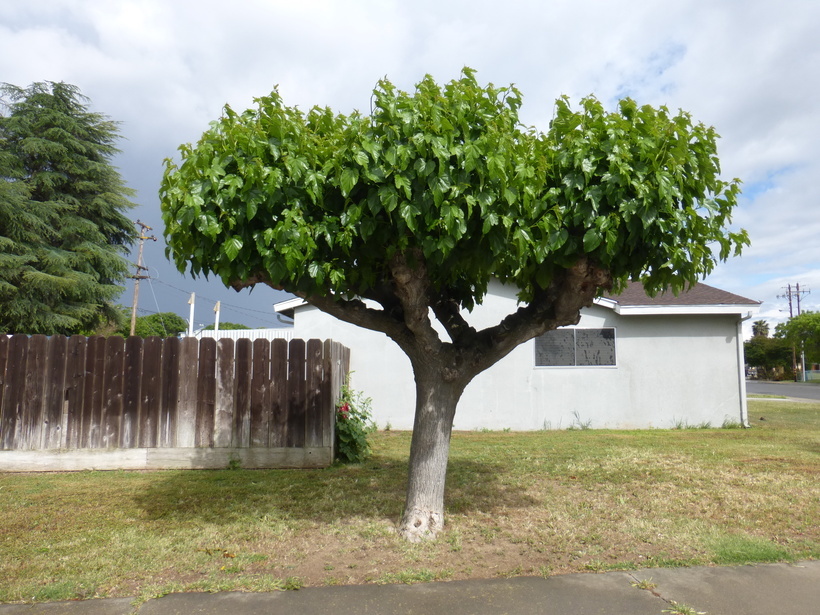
[604,282,760,307]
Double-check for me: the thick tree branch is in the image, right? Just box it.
[231,270,414,347]
[388,249,443,355]
[431,297,476,345]
[466,258,612,375]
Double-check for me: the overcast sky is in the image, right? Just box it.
[2,0,818,335]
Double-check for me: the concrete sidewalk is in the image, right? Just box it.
[1,560,817,615]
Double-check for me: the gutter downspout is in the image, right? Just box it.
[737,312,753,427]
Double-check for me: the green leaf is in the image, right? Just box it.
[224,236,243,260]
[340,167,359,197]
[583,228,602,253]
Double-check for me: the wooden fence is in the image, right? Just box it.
[0,334,349,471]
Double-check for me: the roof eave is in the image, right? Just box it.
[612,304,761,316]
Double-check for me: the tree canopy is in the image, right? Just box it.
[203,322,251,330]
[162,70,746,306]
[161,70,748,540]
[744,335,793,380]
[117,311,188,338]
[776,311,820,364]
[0,81,136,335]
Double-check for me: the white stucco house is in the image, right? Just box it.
[274,281,759,431]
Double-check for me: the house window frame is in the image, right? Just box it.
[533,327,618,368]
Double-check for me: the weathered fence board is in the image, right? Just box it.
[159,336,179,448]
[0,335,349,471]
[270,338,289,448]
[64,336,86,449]
[44,334,67,450]
[139,337,162,448]
[250,338,271,447]
[287,338,306,448]
[122,336,142,449]
[234,338,252,448]
[214,338,234,448]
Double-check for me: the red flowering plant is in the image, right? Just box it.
[335,377,375,463]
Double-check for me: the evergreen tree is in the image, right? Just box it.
[0,81,136,335]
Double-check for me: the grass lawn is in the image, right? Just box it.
[1,399,818,604]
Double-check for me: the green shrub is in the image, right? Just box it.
[335,379,376,463]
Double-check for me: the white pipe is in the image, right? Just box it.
[737,312,753,427]
[187,292,196,337]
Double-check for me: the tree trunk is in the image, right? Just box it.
[398,366,465,542]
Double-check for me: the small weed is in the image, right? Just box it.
[377,569,450,584]
[631,577,656,590]
[497,565,524,578]
[219,565,243,574]
[226,455,241,471]
[445,530,463,552]
[567,410,592,430]
[662,601,705,615]
[721,417,745,429]
[282,576,303,591]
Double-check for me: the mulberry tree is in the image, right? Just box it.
[161,70,748,541]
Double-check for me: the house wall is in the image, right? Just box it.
[288,283,746,431]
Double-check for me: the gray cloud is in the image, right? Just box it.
[2,0,818,330]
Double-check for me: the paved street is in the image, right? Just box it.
[747,380,820,401]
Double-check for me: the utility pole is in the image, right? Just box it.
[129,220,157,336]
[778,283,811,381]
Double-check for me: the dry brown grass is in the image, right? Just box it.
[1,399,817,604]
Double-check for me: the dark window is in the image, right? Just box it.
[535,328,616,367]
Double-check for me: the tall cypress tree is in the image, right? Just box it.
[0,81,136,334]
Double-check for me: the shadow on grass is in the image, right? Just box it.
[132,454,537,525]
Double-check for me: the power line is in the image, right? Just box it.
[778,283,811,318]
[148,278,281,326]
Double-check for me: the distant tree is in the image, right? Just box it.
[162,70,748,541]
[117,311,188,338]
[776,311,820,365]
[752,320,770,337]
[0,81,135,335]
[203,321,251,330]
[744,335,793,380]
